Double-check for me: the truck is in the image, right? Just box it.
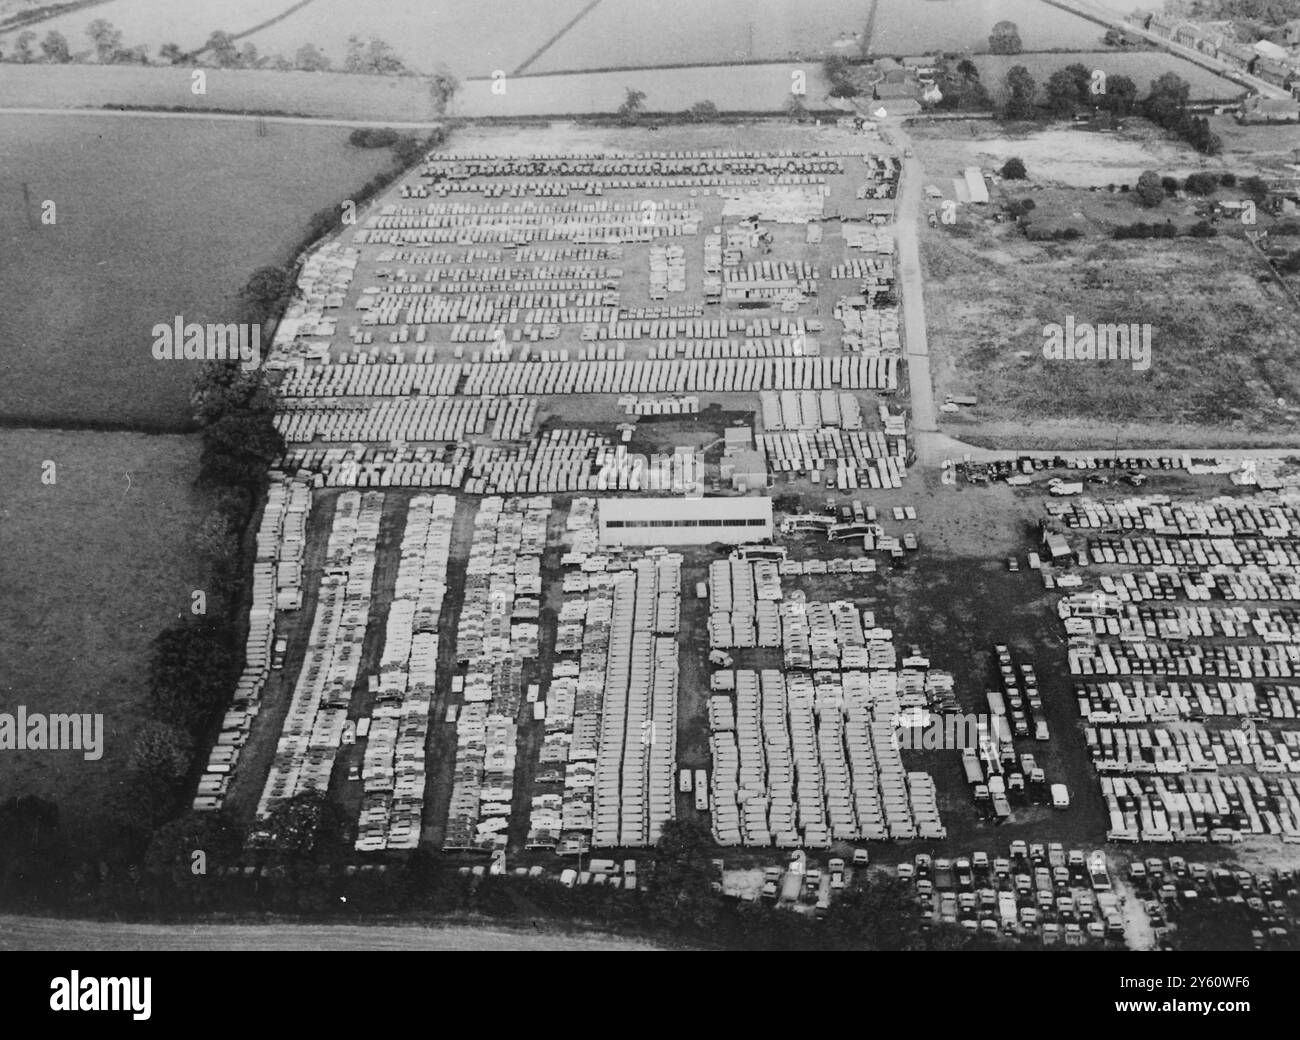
[986,689,1007,717]
[780,869,803,904]
[1048,480,1084,496]
[961,749,985,786]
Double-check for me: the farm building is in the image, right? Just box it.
[1253,39,1289,63]
[963,167,990,205]
[1240,95,1300,123]
[597,496,773,546]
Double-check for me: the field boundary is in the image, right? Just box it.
[512,0,604,77]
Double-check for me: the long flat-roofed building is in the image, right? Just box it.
[598,496,773,546]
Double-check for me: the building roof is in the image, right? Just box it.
[1254,39,1289,61]
[875,82,919,100]
[725,448,767,474]
[598,496,772,523]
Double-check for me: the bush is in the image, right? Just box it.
[1183,172,1218,196]
[1134,170,1163,207]
[349,127,400,148]
[1160,176,1179,195]
[1188,220,1218,238]
[1219,172,1237,187]
[1000,157,1027,180]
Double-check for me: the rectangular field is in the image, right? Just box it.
[0,110,398,429]
[869,0,1107,55]
[243,0,592,77]
[0,429,206,844]
[527,0,869,74]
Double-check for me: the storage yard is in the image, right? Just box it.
[164,116,1300,945]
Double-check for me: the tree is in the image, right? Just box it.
[204,31,240,68]
[823,875,931,950]
[1046,68,1080,117]
[39,31,71,63]
[1219,171,1237,187]
[1002,65,1037,120]
[260,791,346,862]
[146,618,238,738]
[428,67,459,112]
[85,19,123,63]
[989,20,1023,55]
[238,42,261,69]
[1104,73,1138,115]
[1183,171,1219,195]
[617,87,647,124]
[956,58,979,81]
[143,810,240,886]
[239,265,294,321]
[127,721,194,790]
[344,35,366,72]
[11,31,36,63]
[785,92,809,122]
[644,817,721,935]
[364,36,406,75]
[1001,157,1028,180]
[158,42,186,64]
[0,796,67,904]
[1242,175,1269,203]
[684,100,720,122]
[294,43,332,71]
[1063,62,1093,105]
[1135,170,1164,208]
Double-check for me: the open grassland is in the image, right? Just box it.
[0,429,205,843]
[0,111,396,429]
[244,0,591,77]
[526,0,868,74]
[870,0,1106,55]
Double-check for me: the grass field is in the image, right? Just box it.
[0,428,206,844]
[0,0,281,52]
[870,0,1106,55]
[526,0,868,74]
[244,0,591,77]
[0,111,397,429]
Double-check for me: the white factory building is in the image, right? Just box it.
[598,496,774,546]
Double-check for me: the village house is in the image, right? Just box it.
[1239,94,1300,124]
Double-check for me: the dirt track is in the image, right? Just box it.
[0,915,664,951]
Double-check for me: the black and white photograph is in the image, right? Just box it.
[0,0,1296,1006]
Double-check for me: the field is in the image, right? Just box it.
[525,0,868,74]
[244,0,591,77]
[914,144,1300,447]
[0,111,398,429]
[909,119,1238,189]
[0,428,206,844]
[972,50,1237,102]
[0,0,283,53]
[869,0,1107,56]
[457,63,834,117]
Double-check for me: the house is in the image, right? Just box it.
[1173,23,1200,48]
[1217,41,1256,71]
[1254,56,1295,88]
[1239,95,1300,123]
[1253,39,1289,63]
[875,81,920,102]
[1148,15,1175,39]
[1128,10,1154,30]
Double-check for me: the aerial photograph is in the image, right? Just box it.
[1,0,1297,1003]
